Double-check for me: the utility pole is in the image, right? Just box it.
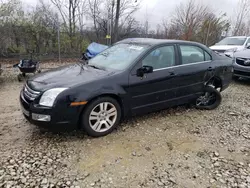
[114,0,120,43]
[57,14,61,63]
[111,0,115,43]
[205,21,211,46]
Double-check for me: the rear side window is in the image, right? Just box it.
[180,45,210,65]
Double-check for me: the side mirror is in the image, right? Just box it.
[136,65,153,77]
[246,43,250,48]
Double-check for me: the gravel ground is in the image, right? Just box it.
[0,64,249,188]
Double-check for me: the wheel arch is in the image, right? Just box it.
[77,93,124,129]
[206,76,223,91]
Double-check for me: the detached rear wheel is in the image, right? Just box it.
[196,86,222,110]
[82,97,121,137]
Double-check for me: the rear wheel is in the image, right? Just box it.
[195,86,222,110]
[81,97,121,137]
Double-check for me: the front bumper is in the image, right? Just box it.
[233,64,250,78]
[20,90,80,131]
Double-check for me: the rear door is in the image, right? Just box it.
[173,44,214,103]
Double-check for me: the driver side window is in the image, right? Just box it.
[142,46,175,70]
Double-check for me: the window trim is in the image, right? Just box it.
[177,44,212,66]
[245,38,250,45]
[204,50,212,61]
[153,60,212,72]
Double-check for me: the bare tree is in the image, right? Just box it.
[50,0,86,47]
[196,12,230,46]
[87,0,101,40]
[232,0,250,35]
[0,0,24,55]
[77,0,87,34]
[171,0,209,40]
[87,0,140,43]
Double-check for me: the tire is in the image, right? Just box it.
[195,86,222,110]
[233,75,239,80]
[81,97,121,137]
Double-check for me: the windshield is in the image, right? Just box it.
[216,37,247,45]
[88,43,149,71]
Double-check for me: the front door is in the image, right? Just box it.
[128,45,180,115]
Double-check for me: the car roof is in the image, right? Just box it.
[117,38,203,46]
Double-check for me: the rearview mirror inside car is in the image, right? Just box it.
[137,65,153,77]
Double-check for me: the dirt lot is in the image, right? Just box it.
[0,63,249,188]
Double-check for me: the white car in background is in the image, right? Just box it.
[210,36,250,57]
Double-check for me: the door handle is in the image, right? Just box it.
[207,67,214,71]
[169,71,176,76]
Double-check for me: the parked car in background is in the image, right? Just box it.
[233,46,250,79]
[210,36,250,56]
[20,38,233,137]
[81,42,108,60]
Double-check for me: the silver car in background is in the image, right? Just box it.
[210,36,250,57]
[233,47,250,79]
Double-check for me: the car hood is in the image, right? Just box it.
[27,63,115,91]
[234,49,250,58]
[209,45,243,51]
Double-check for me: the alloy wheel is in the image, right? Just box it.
[196,92,216,107]
[89,102,118,133]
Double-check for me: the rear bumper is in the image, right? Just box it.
[20,90,80,131]
[221,82,230,91]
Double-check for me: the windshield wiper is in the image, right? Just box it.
[88,64,104,70]
[100,52,108,57]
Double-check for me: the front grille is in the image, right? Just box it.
[236,58,250,66]
[23,84,40,101]
[234,70,250,77]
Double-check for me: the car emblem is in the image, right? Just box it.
[244,59,250,65]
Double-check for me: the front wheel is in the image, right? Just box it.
[195,86,222,110]
[81,97,121,137]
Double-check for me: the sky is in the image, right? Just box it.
[135,0,238,29]
[22,0,239,29]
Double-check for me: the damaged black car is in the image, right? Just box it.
[20,38,233,137]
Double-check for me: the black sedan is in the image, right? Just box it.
[20,38,233,137]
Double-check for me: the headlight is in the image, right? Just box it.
[39,88,67,107]
[224,48,238,58]
[225,48,237,53]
